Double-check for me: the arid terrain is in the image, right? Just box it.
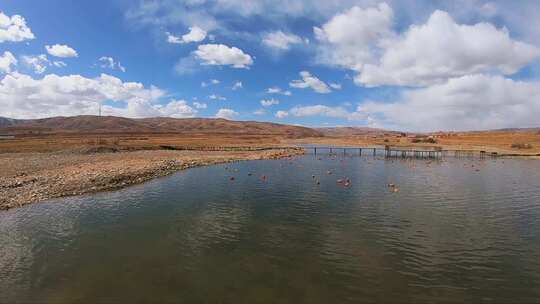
[295,127,540,156]
[1,115,539,210]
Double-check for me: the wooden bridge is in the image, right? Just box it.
[303,146,497,159]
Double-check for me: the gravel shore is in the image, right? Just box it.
[0,148,303,210]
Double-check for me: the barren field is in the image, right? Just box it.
[291,130,540,156]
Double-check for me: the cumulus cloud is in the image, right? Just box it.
[315,4,540,87]
[360,74,540,131]
[21,54,50,74]
[262,31,304,50]
[357,10,540,86]
[275,110,289,118]
[193,101,207,109]
[288,104,365,120]
[194,44,253,68]
[314,3,394,72]
[0,11,35,43]
[167,26,207,44]
[260,98,279,107]
[0,51,17,73]
[289,71,331,93]
[99,56,126,72]
[215,108,238,119]
[329,82,342,90]
[253,108,267,115]
[125,0,397,34]
[45,44,78,58]
[267,87,292,96]
[0,72,173,119]
[152,99,197,118]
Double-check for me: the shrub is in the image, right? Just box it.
[411,138,437,144]
[511,143,533,149]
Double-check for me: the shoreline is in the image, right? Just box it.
[2,140,539,211]
[0,147,304,211]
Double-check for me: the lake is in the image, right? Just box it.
[1,154,540,303]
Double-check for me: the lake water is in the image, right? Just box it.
[1,154,540,303]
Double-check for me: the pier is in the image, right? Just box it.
[305,146,497,159]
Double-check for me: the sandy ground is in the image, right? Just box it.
[0,148,303,210]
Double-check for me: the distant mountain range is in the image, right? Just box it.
[1,116,538,137]
[0,115,322,138]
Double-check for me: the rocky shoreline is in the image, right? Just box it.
[0,148,304,210]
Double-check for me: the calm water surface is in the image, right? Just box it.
[1,154,540,303]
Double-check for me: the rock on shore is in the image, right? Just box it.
[0,148,304,210]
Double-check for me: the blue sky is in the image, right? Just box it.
[1,0,540,131]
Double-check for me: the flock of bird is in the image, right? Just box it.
[223,153,493,194]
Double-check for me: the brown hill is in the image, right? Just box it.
[0,115,322,138]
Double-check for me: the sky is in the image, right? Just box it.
[1,0,540,131]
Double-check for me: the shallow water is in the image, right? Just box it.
[1,154,540,303]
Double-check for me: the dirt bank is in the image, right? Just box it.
[0,148,303,210]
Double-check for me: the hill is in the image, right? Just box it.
[0,115,322,138]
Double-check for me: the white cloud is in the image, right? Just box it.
[215,108,238,119]
[314,4,540,87]
[360,74,540,131]
[194,44,253,68]
[314,3,394,72]
[167,26,207,44]
[0,72,171,119]
[275,110,289,118]
[99,56,126,72]
[52,61,67,68]
[193,101,207,109]
[288,104,366,121]
[253,108,267,115]
[0,11,35,43]
[262,31,304,50]
[357,10,540,87]
[153,99,197,118]
[260,98,279,107]
[289,71,331,93]
[125,0,395,34]
[329,82,342,90]
[232,81,243,90]
[267,87,292,96]
[21,54,50,74]
[209,94,226,100]
[0,51,17,73]
[45,44,78,58]
[201,79,220,87]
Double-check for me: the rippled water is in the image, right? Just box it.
[1,154,540,303]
